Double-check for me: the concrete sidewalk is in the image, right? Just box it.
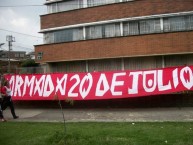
[3,107,193,122]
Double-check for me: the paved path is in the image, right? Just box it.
[3,107,193,122]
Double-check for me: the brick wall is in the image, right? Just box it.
[35,31,193,63]
[41,0,193,29]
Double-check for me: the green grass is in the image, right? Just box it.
[0,122,193,145]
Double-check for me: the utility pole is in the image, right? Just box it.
[6,35,15,73]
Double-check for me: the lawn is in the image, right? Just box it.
[0,122,193,145]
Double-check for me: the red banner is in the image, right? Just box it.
[4,65,193,100]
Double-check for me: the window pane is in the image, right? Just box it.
[86,25,102,39]
[43,33,54,44]
[73,28,84,41]
[58,0,81,12]
[20,53,25,58]
[164,16,186,32]
[44,28,83,43]
[140,19,161,34]
[186,15,193,30]
[55,29,73,42]
[123,21,139,36]
[47,3,57,13]
[87,0,117,7]
[104,23,120,37]
[15,53,19,57]
[48,0,84,13]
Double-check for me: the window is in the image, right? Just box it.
[55,29,73,43]
[47,0,134,13]
[164,16,186,32]
[47,3,57,13]
[54,28,83,43]
[86,25,103,39]
[86,23,121,39]
[186,15,193,30]
[15,53,19,57]
[37,52,43,60]
[139,18,161,34]
[43,28,83,44]
[103,23,120,37]
[123,21,139,36]
[44,33,54,44]
[73,28,84,41]
[43,14,193,44]
[0,52,7,58]
[163,15,193,32]
[87,0,119,7]
[47,0,83,13]
[20,53,25,58]
[58,0,83,12]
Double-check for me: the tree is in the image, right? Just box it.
[21,59,38,67]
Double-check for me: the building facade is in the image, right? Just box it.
[0,50,26,61]
[0,51,26,73]
[35,0,193,74]
[34,0,193,107]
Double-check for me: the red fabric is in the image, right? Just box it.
[4,65,193,100]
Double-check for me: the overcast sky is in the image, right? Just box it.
[0,0,46,53]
